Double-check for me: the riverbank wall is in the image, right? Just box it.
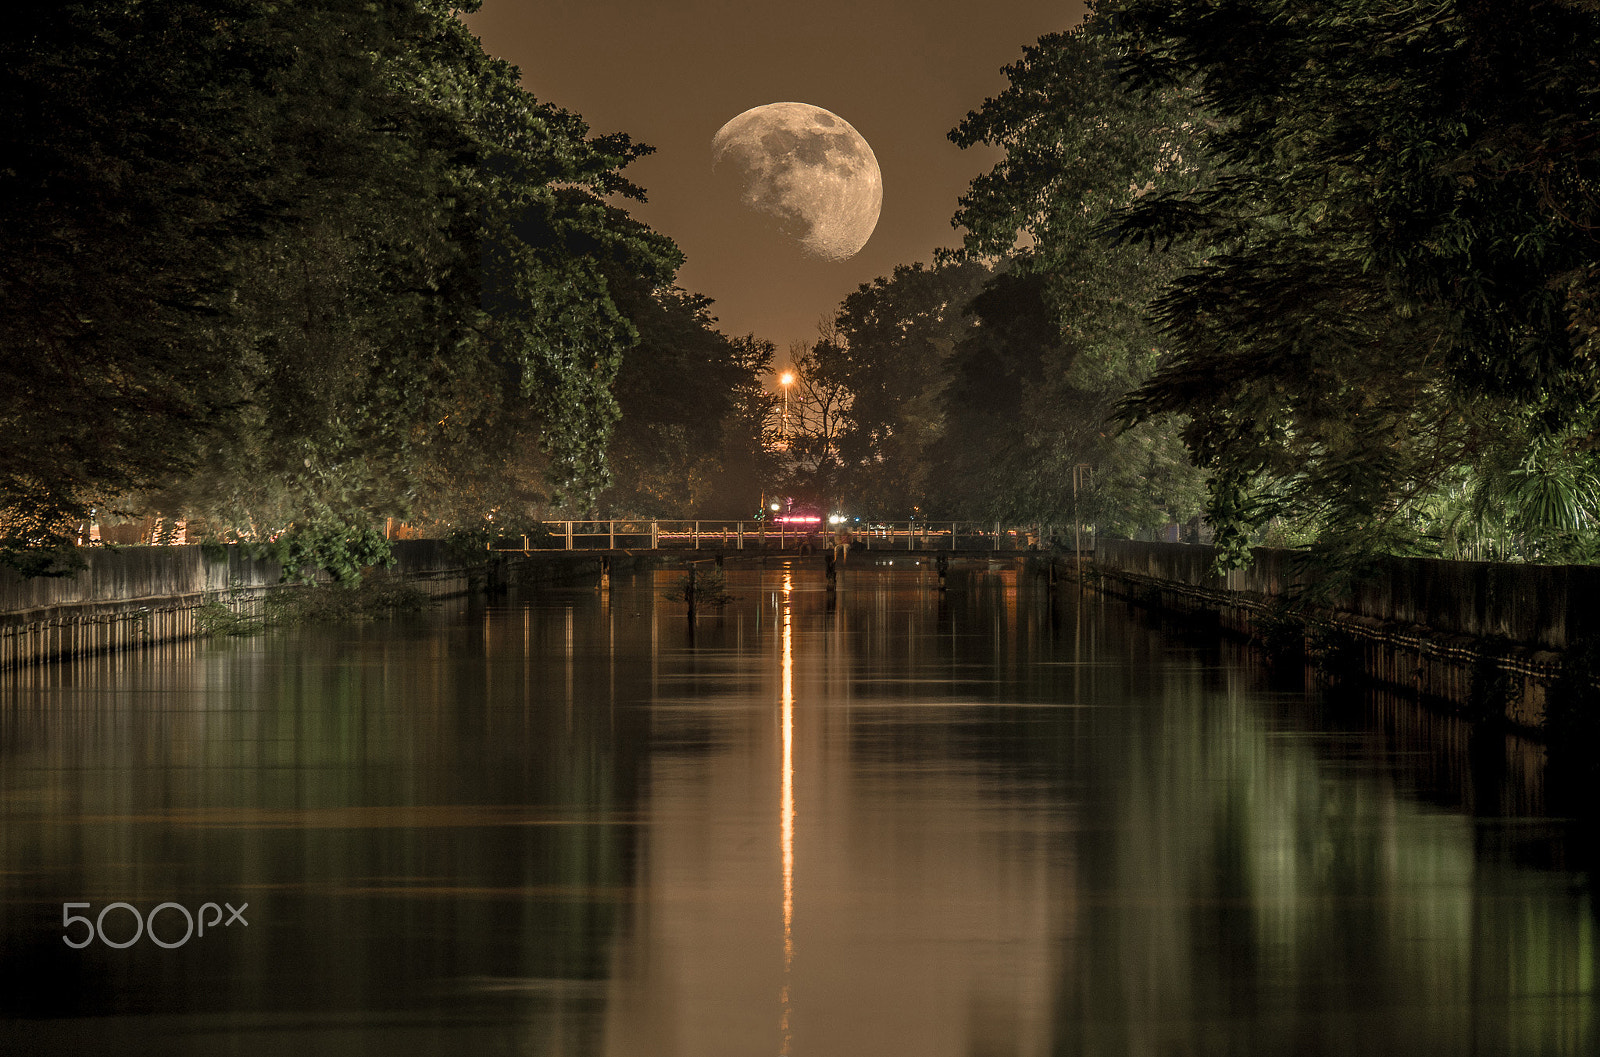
[1074,540,1600,730]
[0,543,601,671]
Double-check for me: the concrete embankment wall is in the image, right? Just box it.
[1083,540,1600,729]
[0,543,599,671]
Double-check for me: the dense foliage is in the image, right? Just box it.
[1101,0,1600,565]
[780,260,991,516]
[776,19,1215,533]
[600,283,778,518]
[1,0,685,575]
[943,20,1211,534]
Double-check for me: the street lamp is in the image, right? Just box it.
[779,371,794,438]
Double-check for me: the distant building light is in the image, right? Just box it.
[774,515,821,524]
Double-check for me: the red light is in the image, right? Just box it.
[774,515,821,524]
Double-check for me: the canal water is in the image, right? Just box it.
[1,562,1594,1055]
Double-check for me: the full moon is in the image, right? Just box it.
[711,102,882,262]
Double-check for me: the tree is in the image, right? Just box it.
[0,0,287,571]
[1103,0,1600,566]
[777,335,856,514]
[1,1,681,572]
[929,267,1196,535]
[822,260,993,514]
[945,16,1210,535]
[600,284,777,518]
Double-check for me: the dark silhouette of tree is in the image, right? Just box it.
[599,283,778,518]
[822,260,992,515]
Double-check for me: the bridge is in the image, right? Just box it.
[487,519,1086,557]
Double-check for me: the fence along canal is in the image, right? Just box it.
[0,541,518,671]
[1083,540,1600,730]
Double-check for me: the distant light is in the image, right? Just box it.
[775,515,821,524]
[780,372,795,386]
[770,502,781,511]
[828,514,843,525]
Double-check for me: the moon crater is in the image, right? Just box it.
[712,102,882,262]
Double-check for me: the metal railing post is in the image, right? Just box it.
[951,522,958,550]
[737,522,744,550]
[994,521,1001,551]
[651,521,659,549]
[693,521,700,550]
[565,521,574,551]
[609,520,615,549]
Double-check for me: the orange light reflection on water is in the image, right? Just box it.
[780,571,795,1056]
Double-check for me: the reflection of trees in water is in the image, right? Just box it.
[0,594,655,1048]
[806,567,1592,1055]
[1,569,1591,1055]
[1053,612,1592,1056]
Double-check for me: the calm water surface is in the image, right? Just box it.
[1,562,1595,1055]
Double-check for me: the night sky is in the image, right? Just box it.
[465,0,1088,354]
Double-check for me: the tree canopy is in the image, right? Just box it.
[787,260,991,516]
[941,18,1210,534]
[600,283,777,518]
[1102,0,1600,564]
[1,0,683,573]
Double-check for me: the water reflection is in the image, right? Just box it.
[0,561,1594,1055]
[781,569,795,1057]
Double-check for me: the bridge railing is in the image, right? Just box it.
[488,521,1083,553]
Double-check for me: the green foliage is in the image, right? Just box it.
[769,260,995,517]
[439,519,555,563]
[1,0,681,572]
[817,260,994,514]
[278,518,394,584]
[1404,430,1600,563]
[941,18,1210,532]
[1102,0,1600,567]
[194,599,261,638]
[926,269,1053,518]
[0,542,85,579]
[601,284,778,517]
[0,1,272,563]
[262,577,433,625]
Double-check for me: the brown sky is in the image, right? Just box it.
[464,0,1089,355]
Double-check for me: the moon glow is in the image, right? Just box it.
[711,102,882,261]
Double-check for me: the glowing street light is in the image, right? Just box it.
[779,371,794,437]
